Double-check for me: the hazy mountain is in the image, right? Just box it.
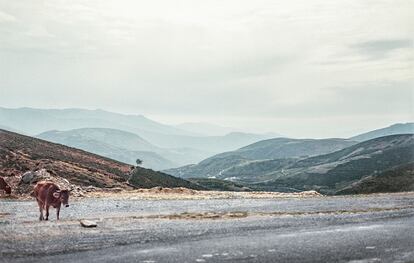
[144,132,279,154]
[37,128,229,170]
[0,107,278,164]
[0,107,193,137]
[254,134,414,194]
[38,128,159,152]
[0,124,23,134]
[165,138,356,179]
[351,123,414,142]
[37,128,180,170]
[0,129,202,190]
[176,122,239,136]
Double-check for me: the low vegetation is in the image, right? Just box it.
[0,129,203,194]
[168,134,414,195]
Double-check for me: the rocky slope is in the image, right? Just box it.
[0,129,202,194]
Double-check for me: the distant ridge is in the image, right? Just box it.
[37,128,178,170]
[165,137,357,179]
[253,134,414,194]
[351,123,414,142]
[0,107,279,168]
[0,107,192,136]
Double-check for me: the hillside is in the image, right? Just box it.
[37,128,177,170]
[187,178,251,192]
[335,162,414,195]
[0,129,202,192]
[351,123,414,142]
[254,134,414,194]
[216,137,356,160]
[38,128,159,152]
[166,138,356,179]
[166,134,414,195]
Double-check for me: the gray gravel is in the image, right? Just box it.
[1,193,414,262]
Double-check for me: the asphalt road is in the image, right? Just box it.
[1,193,414,263]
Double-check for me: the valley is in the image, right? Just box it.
[167,134,414,195]
[1,107,413,197]
[0,109,413,263]
[0,107,276,170]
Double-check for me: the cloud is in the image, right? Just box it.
[0,0,413,138]
[351,39,413,60]
[0,10,16,23]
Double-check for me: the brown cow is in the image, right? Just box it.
[33,181,70,221]
[0,177,11,195]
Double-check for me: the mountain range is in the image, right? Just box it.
[253,134,414,194]
[350,123,414,142]
[37,128,180,170]
[1,107,412,180]
[174,122,238,136]
[0,107,277,169]
[168,134,414,194]
[0,105,413,195]
[165,138,358,179]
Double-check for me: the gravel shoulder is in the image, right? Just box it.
[1,191,414,262]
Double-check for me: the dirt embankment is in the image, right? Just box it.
[2,181,322,201]
[0,129,133,192]
[0,129,204,197]
[85,187,322,200]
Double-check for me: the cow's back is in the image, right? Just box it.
[34,181,59,202]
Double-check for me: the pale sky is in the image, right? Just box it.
[0,0,413,138]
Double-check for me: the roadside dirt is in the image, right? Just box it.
[1,186,323,201]
[85,187,323,200]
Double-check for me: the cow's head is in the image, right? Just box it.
[53,190,70,207]
[4,185,11,195]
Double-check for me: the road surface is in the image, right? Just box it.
[1,192,414,262]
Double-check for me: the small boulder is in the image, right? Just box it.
[80,219,97,228]
[21,171,35,184]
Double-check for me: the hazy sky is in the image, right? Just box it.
[0,0,413,138]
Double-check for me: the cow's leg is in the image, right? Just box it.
[56,203,61,220]
[45,204,50,221]
[37,200,44,221]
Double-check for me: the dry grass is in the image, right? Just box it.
[86,188,322,200]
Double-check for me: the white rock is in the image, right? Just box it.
[80,220,98,228]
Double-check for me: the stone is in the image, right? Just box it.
[80,219,97,228]
[21,171,35,184]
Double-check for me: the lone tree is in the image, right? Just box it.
[135,159,143,166]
